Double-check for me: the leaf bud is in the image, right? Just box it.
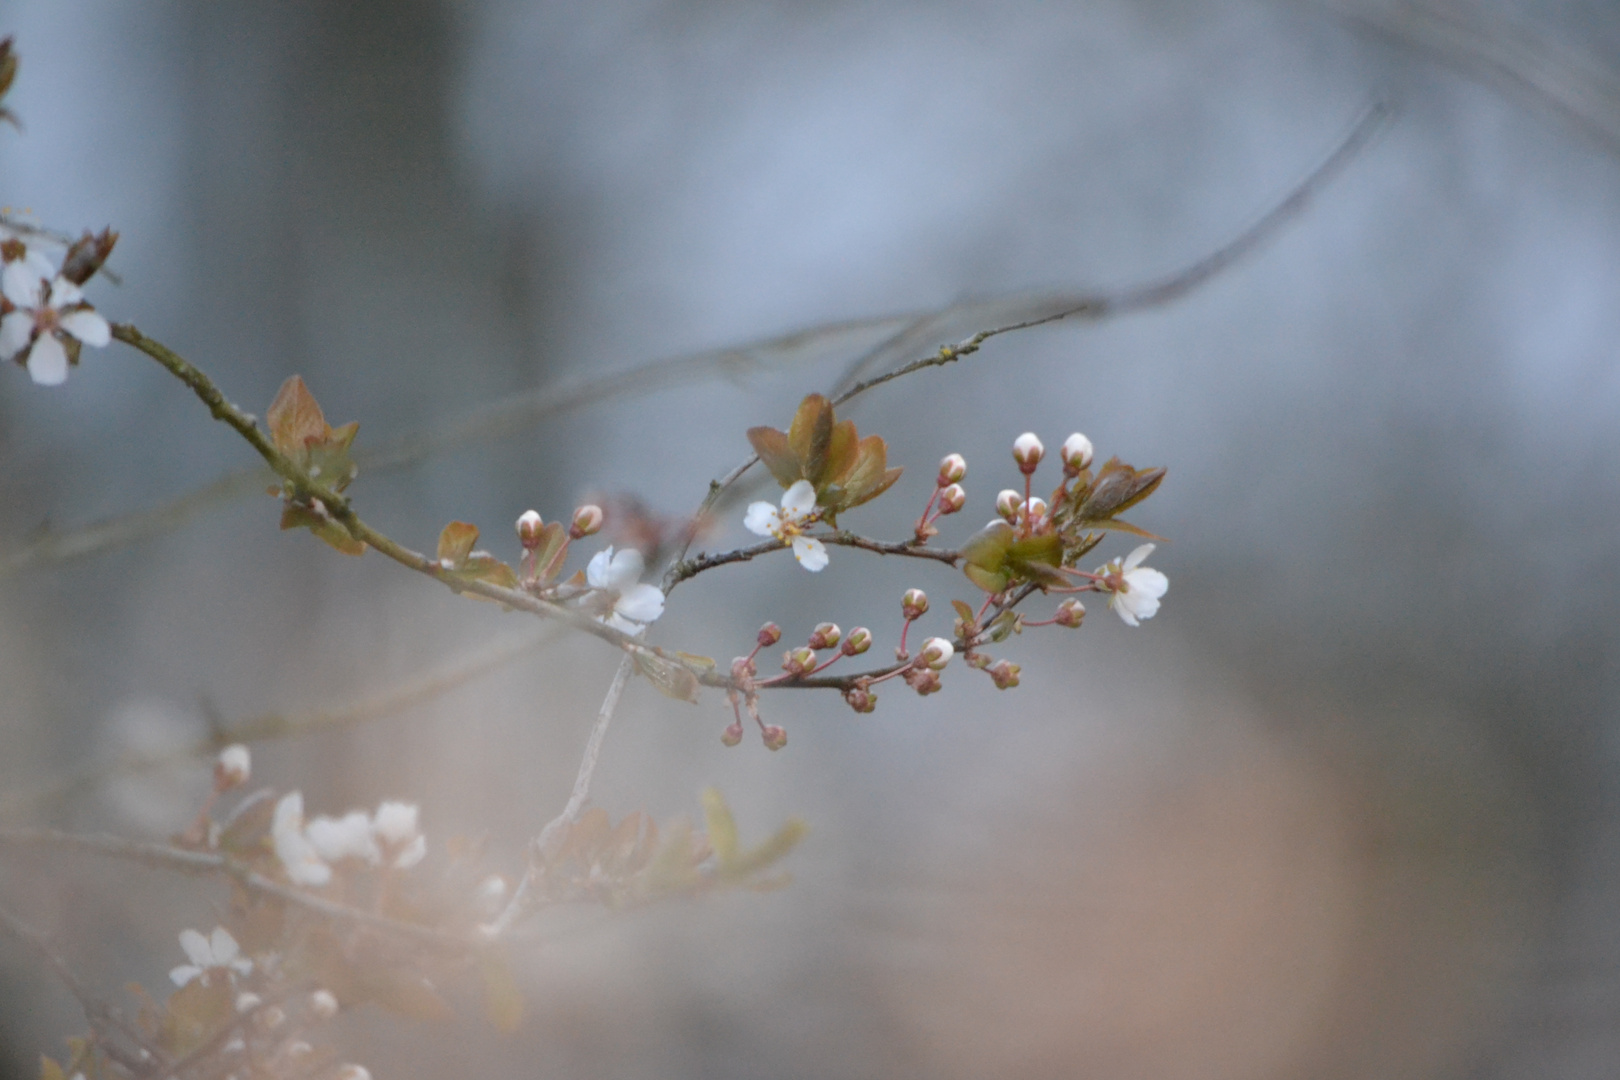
[841,626,873,656]
[901,588,929,620]
[996,489,1022,522]
[721,722,745,747]
[762,725,788,751]
[516,510,544,549]
[569,503,604,539]
[757,622,783,647]
[988,659,1021,689]
[214,744,251,791]
[1060,432,1094,475]
[844,685,877,713]
[782,646,817,676]
[309,989,339,1020]
[1012,432,1045,473]
[1055,598,1086,628]
[937,483,966,515]
[920,637,954,670]
[808,622,842,650]
[937,453,967,486]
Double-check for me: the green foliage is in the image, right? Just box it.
[266,375,365,555]
[436,521,519,596]
[747,393,902,525]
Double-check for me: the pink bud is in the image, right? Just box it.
[905,668,942,696]
[757,622,783,647]
[937,483,965,515]
[988,659,1021,689]
[902,588,929,621]
[937,453,967,486]
[1055,598,1086,628]
[721,722,745,747]
[782,646,816,676]
[1060,432,1094,474]
[762,725,788,751]
[1012,432,1045,474]
[844,686,877,713]
[516,510,544,549]
[996,489,1022,522]
[808,622,842,650]
[841,627,873,656]
[569,503,605,539]
[920,637,954,670]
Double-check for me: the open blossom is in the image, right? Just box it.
[744,479,827,571]
[170,926,252,988]
[1097,544,1169,627]
[585,547,666,633]
[0,261,110,386]
[372,799,426,869]
[305,810,379,865]
[272,791,333,887]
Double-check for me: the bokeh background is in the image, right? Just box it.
[3,1,1620,1077]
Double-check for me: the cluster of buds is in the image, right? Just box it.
[902,637,954,696]
[915,453,968,541]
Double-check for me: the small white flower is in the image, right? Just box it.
[169,926,252,988]
[305,810,379,865]
[309,988,340,1020]
[1061,432,1094,471]
[235,992,264,1014]
[216,744,251,788]
[744,479,828,572]
[271,791,333,887]
[372,800,427,869]
[0,261,110,386]
[585,547,666,632]
[1097,544,1169,627]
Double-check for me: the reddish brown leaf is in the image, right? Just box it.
[266,375,330,458]
[747,426,801,488]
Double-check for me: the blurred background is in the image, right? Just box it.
[3,0,1620,1077]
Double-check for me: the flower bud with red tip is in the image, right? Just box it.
[808,622,842,650]
[988,659,1021,689]
[762,725,788,751]
[905,668,942,696]
[757,622,782,647]
[938,453,967,486]
[902,588,929,621]
[721,722,745,747]
[782,646,817,676]
[1012,432,1045,474]
[996,489,1022,522]
[569,504,604,539]
[844,686,877,713]
[1060,432,1094,475]
[937,483,965,515]
[1055,598,1086,628]
[516,510,544,549]
[841,627,873,656]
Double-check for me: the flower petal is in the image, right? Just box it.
[1125,566,1168,601]
[1122,544,1155,572]
[392,834,427,869]
[781,479,818,522]
[1108,593,1141,627]
[60,308,110,348]
[614,582,665,624]
[792,535,828,572]
[209,927,240,966]
[605,547,645,590]
[47,277,83,306]
[585,547,614,589]
[0,311,33,359]
[743,501,779,537]
[1,260,42,309]
[179,929,213,967]
[26,333,67,386]
[169,965,202,988]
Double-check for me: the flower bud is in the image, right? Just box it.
[762,725,788,751]
[721,722,745,747]
[782,646,817,676]
[757,622,782,647]
[1060,432,1094,474]
[336,1067,373,1080]
[920,637,954,670]
[844,686,877,713]
[841,627,873,656]
[1022,497,1048,524]
[902,588,929,621]
[808,622,841,650]
[215,744,251,790]
[1054,598,1086,628]
[309,989,339,1020]
[569,503,604,539]
[937,483,966,515]
[516,510,544,549]
[996,489,1022,522]
[937,453,967,486]
[730,655,757,681]
[235,992,263,1015]
[906,668,942,696]
[1012,432,1045,473]
[988,659,1021,689]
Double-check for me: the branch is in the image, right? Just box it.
[0,828,473,951]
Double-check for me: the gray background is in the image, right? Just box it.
[3,1,1620,1077]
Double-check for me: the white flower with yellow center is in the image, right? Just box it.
[585,547,666,633]
[0,263,110,386]
[1096,544,1169,627]
[744,479,827,572]
[169,926,252,988]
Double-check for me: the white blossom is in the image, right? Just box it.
[216,744,251,787]
[744,479,828,572]
[169,926,252,987]
[271,791,333,887]
[305,810,379,865]
[0,261,110,386]
[584,547,665,632]
[1097,544,1169,627]
[372,799,427,868]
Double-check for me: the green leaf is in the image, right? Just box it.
[266,375,330,458]
[700,788,739,866]
[719,818,809,881]
[951,599,976,624]
[987,610,1022,643]
[280,504,365,555]
[787,394,834,484]
[437,521,481,568]
[746,426,801,488]
[633,652,702,703]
